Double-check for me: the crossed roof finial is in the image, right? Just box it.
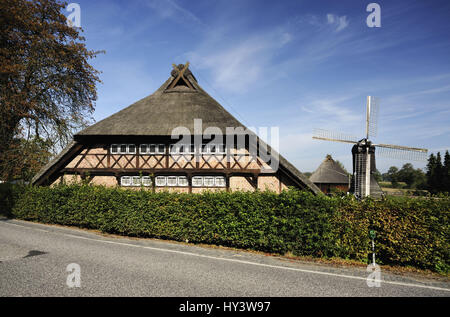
[169,62,193,89]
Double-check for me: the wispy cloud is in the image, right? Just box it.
[187,29,292,93]
[144,0,205,27]
[326,14,349,32]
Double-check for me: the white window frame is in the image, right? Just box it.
[141,176,152,187]
[139,144,149,154]
[155,176,167,187]
[217,144,226,154]
[119,144,128,154]
[131,176,141,186]
[204,176,215,187]
[215,176,226,187]
[111,144,119,154]
[178,176,188,187]
[192,176,203,187]
[121,176,132,187]
[167,176,178,187]
[128,144,137,154]
[170,144,179,154]
[156,144,166,154]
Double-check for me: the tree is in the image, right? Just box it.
[0,0,102,180]
[0,136,52,181]
[386,166,400,188]
[444,151,450,192]
[373,169,382,183]
[436,152,444,192]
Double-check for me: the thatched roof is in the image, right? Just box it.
[310,155,350,184]
[76,65,242,137]
[32,64,320,194]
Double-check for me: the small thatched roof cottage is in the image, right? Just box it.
[309,155,350,194]
[32,63,320,194]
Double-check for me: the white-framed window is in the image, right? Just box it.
[178,176,188,187]
[139,144,148,154]
[120,144,128,153]
[120,176,132,186]
[149,144,157,154]
[112,144,137,154]
[139,144,166,154]
[111,144,119,154]
[215,176,226,187]
[128,144,136,154]
[204,176,215,187]
[170,144,179,154]
[217,144,226,154]
[157,144,166,154]
[141,176,152,187]
[132,176,141,186]
[200,143,226,154]
[192,176,203,187]
[167,176,177,187]
[155,176,166,187]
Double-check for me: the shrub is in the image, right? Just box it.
[3,183,449,273]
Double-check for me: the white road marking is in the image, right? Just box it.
[2,220,449,293]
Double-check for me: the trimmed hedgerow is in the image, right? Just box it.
[1,183,449,273]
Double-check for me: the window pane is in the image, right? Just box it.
[178,176,188,187]
[209,144,217,153]
[215,176,226,187]
[204,177,214,187]
[155,176,166,186]
[170,144,178,154]
[120,144,127,153]
[148,144,156,154]
[157,144,165,154]
[190,144,195,154]
[192,176,203,187]
[128,144,136,154]
[132,176,141,186]
[140,144,148,154]
[218,144,225,154]
[111,144,118,154]
[167,176,177,186]
[121,176,131,186]
[202,144,208,153]
[142,176,152,187]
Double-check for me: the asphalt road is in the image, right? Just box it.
[0,218,448,297]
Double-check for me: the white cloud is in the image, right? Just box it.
[145,0,205,27]
[186,29,293,93]
[326,13,349,32]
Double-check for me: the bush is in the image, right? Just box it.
[3,183,449,273]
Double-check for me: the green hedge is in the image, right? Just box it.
[1,183,449,273]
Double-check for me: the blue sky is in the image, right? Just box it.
[70,0,450,173]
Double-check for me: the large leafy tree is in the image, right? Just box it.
[0,0,102,180]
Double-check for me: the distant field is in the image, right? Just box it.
[380,182,429,197]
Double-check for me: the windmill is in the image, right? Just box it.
[312,96,428,198]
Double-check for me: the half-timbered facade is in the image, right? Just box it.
[32,64,320,194]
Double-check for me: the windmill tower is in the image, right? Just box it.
[313,96,428,199]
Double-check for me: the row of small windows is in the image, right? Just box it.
[110,144,227,155]
[120,176,226,187]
